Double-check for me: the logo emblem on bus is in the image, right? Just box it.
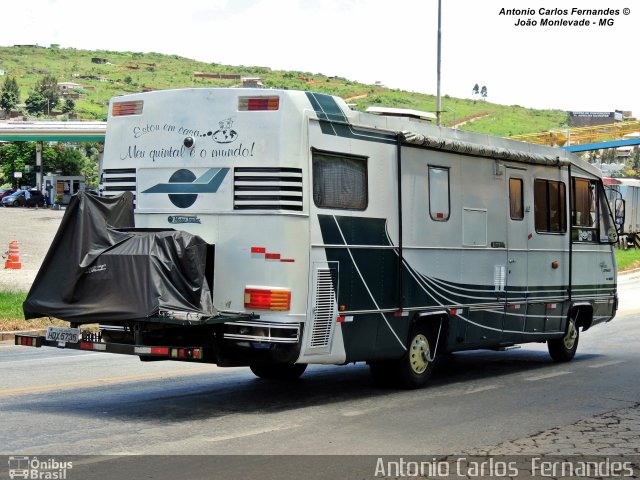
[142,168,229,208]
[212,118,238,144]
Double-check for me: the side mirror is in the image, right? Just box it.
[614,198,625,232]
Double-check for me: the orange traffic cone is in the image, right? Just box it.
[5,241,21,269]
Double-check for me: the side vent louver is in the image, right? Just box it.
[101,168,137,203]
[309,267,337,351]
[234,167,302,211]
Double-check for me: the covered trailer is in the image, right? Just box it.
[17,88,619,388]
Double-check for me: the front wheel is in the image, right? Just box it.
[548,316,579,362]
[249,363,307,380]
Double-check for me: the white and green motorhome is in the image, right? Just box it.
[19,88,619,388]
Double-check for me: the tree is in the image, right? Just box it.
[472,83,479,95]
[480,85,488,98]
[25,90,48,116]
[24,75,60,116]
[0,141,56,187]
[62,98,76,114]
[37,74,60,113]
[0,77,20,115]
[52,146,86,176]
[78,142,101,187]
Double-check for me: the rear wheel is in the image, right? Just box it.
[249,363,307,380]
[548,315,579,362]
[369,324,438,389]
[398,327,438,388]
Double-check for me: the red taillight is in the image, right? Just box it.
[150,347,169,355]
[238,96,280,111]
[16,336,43,347]
[112,100,143,116]
[244,287,291,311]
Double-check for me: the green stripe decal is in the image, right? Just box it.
[305,91,397,145]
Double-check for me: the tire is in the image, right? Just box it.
[249,362,307,380]
[397,325,438,388]
[368,361,396,387]
[548,315,579,362]
[369,324,438,389]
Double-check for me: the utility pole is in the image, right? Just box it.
[436,0,442,126]
[36,141,43,190]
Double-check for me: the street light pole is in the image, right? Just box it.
[436,0,442,126]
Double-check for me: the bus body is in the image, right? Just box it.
[605,177,640,248]
[18,88,618,387]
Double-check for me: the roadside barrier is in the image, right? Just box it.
[4,240,22,269]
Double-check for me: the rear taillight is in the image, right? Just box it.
[244,287,291,311]
[15,336,42,347]
[238,96,280,111]
[112,100,144,116]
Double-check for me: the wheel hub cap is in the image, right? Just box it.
[410,334,430,374]
[563,320,577,350]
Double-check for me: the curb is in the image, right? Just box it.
[0,329,46,342]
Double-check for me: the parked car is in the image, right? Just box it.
[26,190,45,208]
[0,188,16,201]
[1,189,45,207]
[2,190,27,207]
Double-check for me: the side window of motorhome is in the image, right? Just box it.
[312,151,368,210]
[509,178,524,220]
[534,179,566,233]
[572,178,597,241]
[428,166,450,221]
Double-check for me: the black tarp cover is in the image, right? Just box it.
[23,192,214,323]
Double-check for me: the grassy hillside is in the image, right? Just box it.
[0,45,568,137]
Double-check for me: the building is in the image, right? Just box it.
[57,82,83,92]
[568,110,624,127]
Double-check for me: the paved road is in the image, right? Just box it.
[1,274,639,458]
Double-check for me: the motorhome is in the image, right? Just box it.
[19,88,619,388]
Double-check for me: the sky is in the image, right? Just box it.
[2,0,638,117]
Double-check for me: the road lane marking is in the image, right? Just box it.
[587,360,624,369]
[204,424,300,443]
[342,408,379,417]
[463,385,500,394]
[0,352,104,364]
[525,371,571,381]
[0,366,215,398]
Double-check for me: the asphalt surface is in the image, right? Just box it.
[1,294,639,456]
[0,206,64,292]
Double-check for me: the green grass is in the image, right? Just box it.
[615,248,640,271]
[0,291,25,321]
[0,45,568,137]
[0,291,67,331]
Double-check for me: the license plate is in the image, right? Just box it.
[46,326,80,344]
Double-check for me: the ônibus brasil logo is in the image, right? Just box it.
[142,168,229,208]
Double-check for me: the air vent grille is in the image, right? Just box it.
[310,268,337,348]
[101,168,137,202]
[234,167,302,211]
